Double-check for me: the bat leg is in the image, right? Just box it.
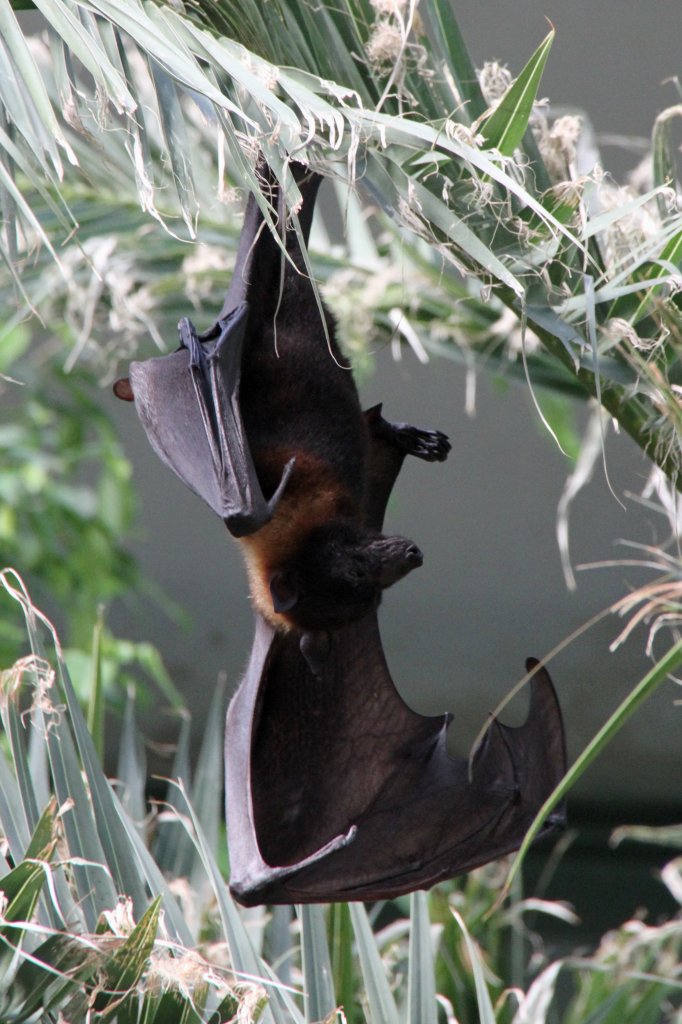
[365,403,451,462]
[179,310,294,536]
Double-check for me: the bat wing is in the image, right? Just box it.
[117,163,323,535]
[127,307,293,536]
[225,615,566,906]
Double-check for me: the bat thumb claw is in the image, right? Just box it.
[267,457,296,516]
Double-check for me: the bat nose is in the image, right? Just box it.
[405,542,423,567]
[375,536,423,586]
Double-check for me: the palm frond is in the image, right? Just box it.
[1,0,680,486]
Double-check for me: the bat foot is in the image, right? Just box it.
[366,406,451,462]
[390,424,451,462]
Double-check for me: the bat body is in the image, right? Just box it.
[226,409,566,904]
[115,162,566,904]
[116,167,433,638]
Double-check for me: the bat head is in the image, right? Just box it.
[269,522,423,632]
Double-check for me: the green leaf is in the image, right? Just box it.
[0,322,29,372]
[450,910,496,1024]
[329,902,354,1021]
[190,675,227,866]
[652,106,682,218]
[7,932,97,1019]
[153,711,193,876]
[147,57,197,234]
[534,390,582,460]
[406,892,438,1024]
[86,608,105,764]
[0,734,31,862]
[54,656,150,921]
[419,0,487,120]
[31,0,136,114]
[23,797,57,860]
[96,896,162,1011]
[299,904,336,1023]
[41,682,118,931]
[209,990,244,1023]
[142,987,208,1024]
[349,902,400,1024]
[178,796,303,1024]
[153,675,226,883]
[480,28,555,155]
[623,228,682,325]
[107,804,194,947]
[117,687,147,831]
[0,852,48,923]
[0,810,56,975]
[0,0,72,172]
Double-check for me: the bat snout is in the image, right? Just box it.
[374,536,423,587]
[400,541,423,571]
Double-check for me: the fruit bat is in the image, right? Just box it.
[226,408,566,904]
[115,166,425,637]
[114,162,566,905]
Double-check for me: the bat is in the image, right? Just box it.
[115,165,431,643]
[225,404,566,904]
[114,162,566,904]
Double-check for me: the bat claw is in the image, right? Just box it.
[266,456,296,518]
[394,425,451,462]
[300,631,331,675]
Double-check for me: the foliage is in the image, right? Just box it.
[0,570,270,1022]
[0,0,680,488]
[0,572,679,1022]
[0,353,135,648]
[0,3,681,1021]
[0,343,184,717]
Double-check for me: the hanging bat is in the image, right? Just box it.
[114,162,566,904]
[115,165,430,647]
[225,404,566,904]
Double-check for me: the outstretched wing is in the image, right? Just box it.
[226,615,565,905]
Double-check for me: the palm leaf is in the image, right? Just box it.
[2,0,679,484]
[0,570,275,1019]
[479,27,555,155]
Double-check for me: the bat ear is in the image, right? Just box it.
[113,378,134,402]
[270,571,299,614]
